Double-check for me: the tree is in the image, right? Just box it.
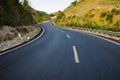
[71,0,78,6]
[15,0,19,4]
[55,11,65,23]
[23,0,29,7]
[56,11,65,19]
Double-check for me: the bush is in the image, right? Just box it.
[113,21,120,31]
[72,15,76,18]
[100,12,106,18]
[71,1,77,6]
[111,8,116,13]
[55,11,65,23]
[56,11,65,19]
[111,8,120,15]
[106,12,113,23]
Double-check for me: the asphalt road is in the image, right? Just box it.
[0,23,120,80]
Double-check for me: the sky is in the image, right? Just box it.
[27,0,75,13]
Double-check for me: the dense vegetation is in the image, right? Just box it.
[0,0,34,26]
[32,11,50,23]
[23,0,50,23]
[55,0,120,32]
[0,0,50,27]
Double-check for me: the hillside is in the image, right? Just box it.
[0,0,50,27]
[0,0,34,26]
[32,10,50,23]
[64,0,120,16]
[23,2,50,23]
[55,0,120,31]
[0,0,49,51]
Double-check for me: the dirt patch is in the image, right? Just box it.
[0,25,41,52]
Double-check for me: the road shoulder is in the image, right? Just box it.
[0,25,44,55]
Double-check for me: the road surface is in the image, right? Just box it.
[0,23,120,80]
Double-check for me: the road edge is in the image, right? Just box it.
[0,24,45,56]
[62,27,120,46]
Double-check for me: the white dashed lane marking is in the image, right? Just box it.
[66,34,71,39]
[73,46,80,63]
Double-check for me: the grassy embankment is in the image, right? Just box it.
[55,0,120,32]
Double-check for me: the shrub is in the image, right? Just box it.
[55,11,65,23]
[71,1,77,6]
[106,12,113,23]
[72,15,76,18]
[100,12,106,18]
[113,21,120,31]
[111,8,120,15]
[111,8,116,13]
[56,11,65,19]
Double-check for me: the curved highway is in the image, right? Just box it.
[0,23,120,80]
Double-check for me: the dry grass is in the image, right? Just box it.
[55,0,120,31]
[64,0,120,16]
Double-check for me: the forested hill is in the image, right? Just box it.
[0,0,34,26]
[0,0,50,27]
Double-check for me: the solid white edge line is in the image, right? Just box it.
[84,32,120,46]
[92,35,120,46]
[0,25,45,56]
[66,34,70,39]
[62,28,120,46]
[73,46,80,63]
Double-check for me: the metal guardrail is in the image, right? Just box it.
[67,27,120,41]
